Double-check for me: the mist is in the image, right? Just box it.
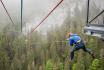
[0,0,103,34]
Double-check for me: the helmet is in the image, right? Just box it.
[66,32,72,37]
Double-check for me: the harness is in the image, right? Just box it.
[77,40,81,43]
[71,36,81,45]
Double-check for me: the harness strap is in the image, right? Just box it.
[77,40,81,43]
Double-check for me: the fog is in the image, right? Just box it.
[0,0,103,34]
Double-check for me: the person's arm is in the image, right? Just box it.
[69,38,74,46]
[66,38,69,41]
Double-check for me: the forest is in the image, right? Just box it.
[0,0,104,70]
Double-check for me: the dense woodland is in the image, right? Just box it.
[0,0,104,70]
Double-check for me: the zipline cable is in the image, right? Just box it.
[89,10,104,23]
[0,0,15,26]
[25,40,67,45]
[30,0,64,34]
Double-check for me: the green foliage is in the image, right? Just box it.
[0,49,10,70]
[59,62,64,70]
[72,63,77,70]
[89,59,100,70]
[46,60,53,70]
[0,1,104,70]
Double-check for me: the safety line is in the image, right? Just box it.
[89,10,104,23]
[25,40,67,45]
[0,0,15,26]
[30,0,64,33]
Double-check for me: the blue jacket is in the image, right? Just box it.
[69,34,81,46]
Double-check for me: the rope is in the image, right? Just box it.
[21,0,23,32]
[0,0,15,26]
[89,10,104,23]
[25,40,67,45]
[30,0,64,34]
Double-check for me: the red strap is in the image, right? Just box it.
[30,0,64,34]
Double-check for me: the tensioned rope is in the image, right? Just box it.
[25,40,67,45]
[0,0,15,26]
[89,10,104,24]
[30,0,64,34]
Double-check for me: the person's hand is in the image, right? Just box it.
[84,40,87,44]
[66,38,69,41]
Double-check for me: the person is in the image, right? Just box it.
[66,32,94,60]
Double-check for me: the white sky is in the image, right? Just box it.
[22,0,68,34]
[0,0,103,34]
